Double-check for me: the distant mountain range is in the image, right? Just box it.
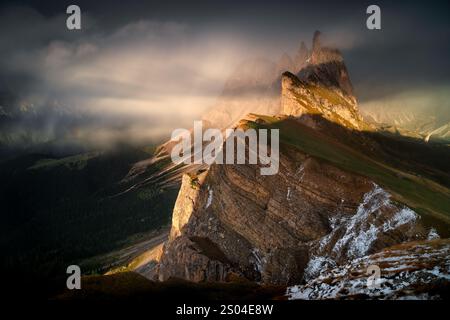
[361,103,450,143]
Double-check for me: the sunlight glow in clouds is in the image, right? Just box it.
[1,2,449,148]
[0,8,268,145]
[37,20,246,121]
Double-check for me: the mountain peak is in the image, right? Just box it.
[276,52,295,75]
[292,31,353,103]
[281,70,364,129]
[309,30,344,65]
[202,31,358,130]
[312,30,322,52]
[293,41,309,72]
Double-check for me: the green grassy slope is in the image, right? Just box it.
[250,115,450,235]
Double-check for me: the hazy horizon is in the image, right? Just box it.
[1,0,449,150]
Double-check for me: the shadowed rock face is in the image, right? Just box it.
[294,41,309,72]
[155,138,426,285]
[304,31,354,98]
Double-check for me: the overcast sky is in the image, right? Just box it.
[1,0,449,146]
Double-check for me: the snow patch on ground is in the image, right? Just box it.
[331,184,390,258]
[286,187,291,201]
[316,184,418,260]
[304,256,336,281]
[251,248,266,273]
[347,223,379,258]
[427,228,440,240]
[287,241,450,300]
[426,266,450,280]
[296,164,305,181]
[382,208,417,232]
[205,186,213,209]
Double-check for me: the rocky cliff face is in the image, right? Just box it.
[280,32,366,130]
[203,30,363,131]
[281,71,364,130]
[125,32,449,295]
[294,41,309,72]
[288,239,450,300]
[155,132,428,285]
[201,31,356,129]
[124,31,366,190]
[120,30,366,195]
[301,31,354,98]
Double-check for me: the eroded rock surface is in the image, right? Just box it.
[155,143,427,285]
[287,239,450,300]
[281,71,364,130]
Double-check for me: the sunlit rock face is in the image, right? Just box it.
[152,31,426,285]
[308,31,353,95]
[281,71,364,130]
[204,30,365,131]
[281,31,366,130]
[155,138,426,285]
[131,31,445,288]
[201,32,324,130]
[124,31,367,194]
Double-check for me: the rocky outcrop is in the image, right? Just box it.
[276,31,368,132]
[278,32,365,130]
[300,31,354,98]
[155,137,428,285]
[293,41,309,72]
[119,31,450,302]
[276,53,295,77]
[123,31,363,192]
[288,239,450,300]
[202,31,359,130]
[201,34,315,129]
[281,71,364,129]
